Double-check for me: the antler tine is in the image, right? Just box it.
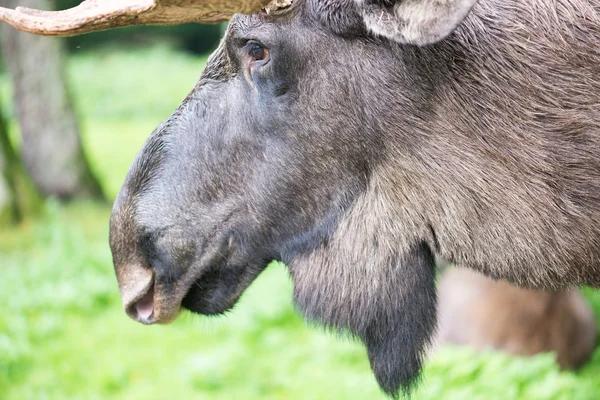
[0,0,156,37]
[0,0,271,37]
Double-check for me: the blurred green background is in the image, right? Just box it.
[1,16,600,400]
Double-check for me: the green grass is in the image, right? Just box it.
[2,45,600,400]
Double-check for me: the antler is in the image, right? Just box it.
[0,0,271,37]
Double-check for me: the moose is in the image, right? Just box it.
[2,0,599,397]
[436,267,597,370]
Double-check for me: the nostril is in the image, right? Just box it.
[134,285,154,321]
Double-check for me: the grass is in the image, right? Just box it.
[1,44,600,399]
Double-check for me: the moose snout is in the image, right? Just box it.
[110,190,189,325]
[114,254,185,325]
[115,260,157,324]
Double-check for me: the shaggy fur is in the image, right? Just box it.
[110,0,600,397]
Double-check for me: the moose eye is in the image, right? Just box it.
[247,42,268,62]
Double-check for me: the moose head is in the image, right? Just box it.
[3,0,600,397]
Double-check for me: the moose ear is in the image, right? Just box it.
[357,0,478,45]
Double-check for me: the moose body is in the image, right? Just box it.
[3,0,598,397]
[437,268,598,370]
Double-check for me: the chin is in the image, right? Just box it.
[180,266,249,316]
[181,285,241,316]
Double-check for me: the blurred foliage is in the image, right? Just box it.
[1,46,600,399]
[66,46,209,122]
[56,0,224,54]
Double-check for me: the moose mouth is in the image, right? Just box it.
[121,259,249,324]
[121,268,182,325]
[132,281,155,321]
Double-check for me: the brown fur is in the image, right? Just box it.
[437,268,598,369]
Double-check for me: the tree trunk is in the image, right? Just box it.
[0,0,105,201]
[0,99,40,225]
[0,100,17,224]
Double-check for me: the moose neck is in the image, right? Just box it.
[286,170,438,395]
